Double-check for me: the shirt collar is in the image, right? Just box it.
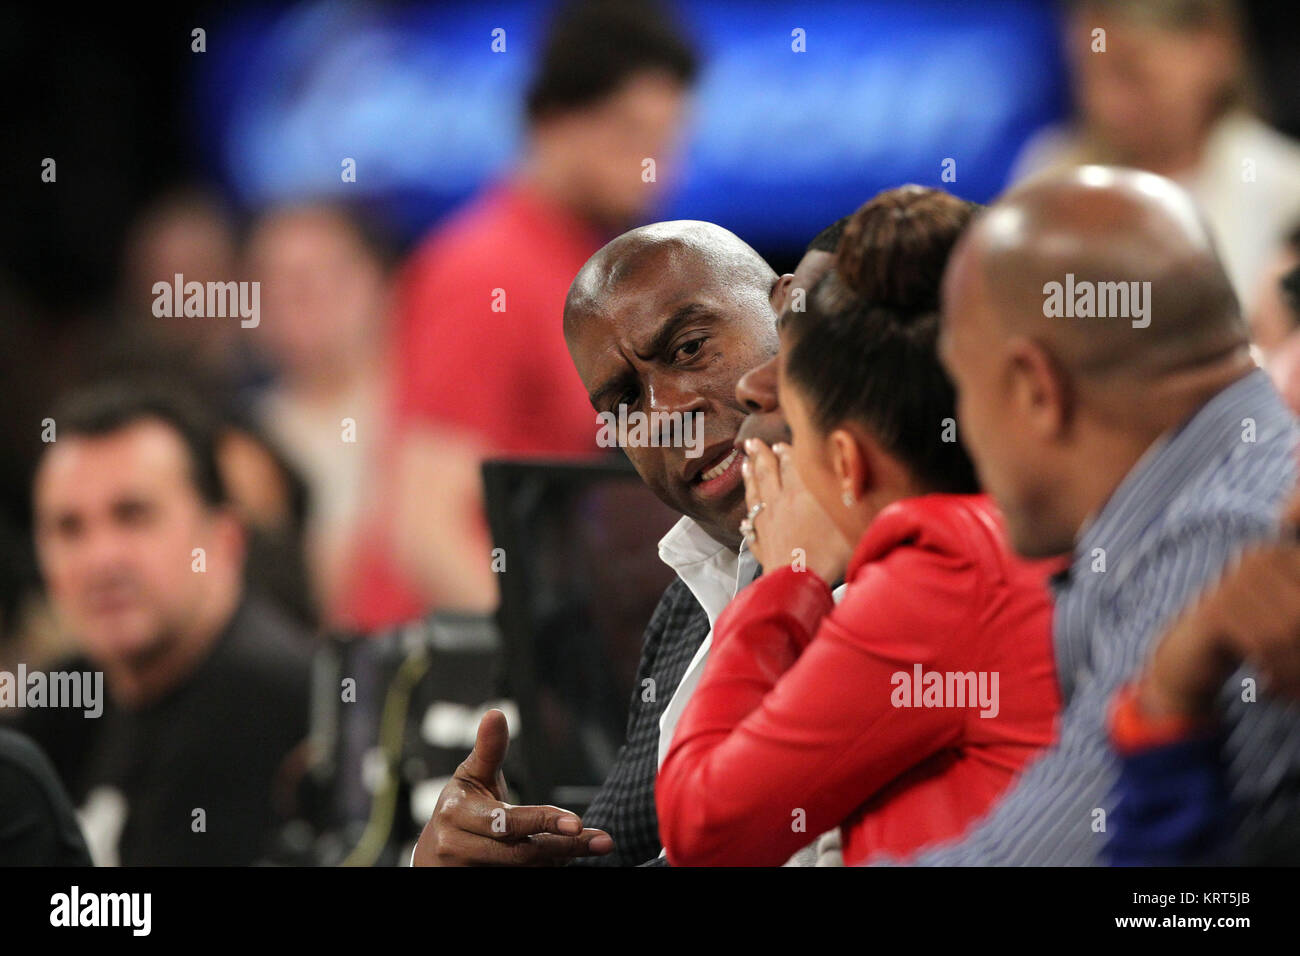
[658,515,756,627]
[1068,368,1282,586]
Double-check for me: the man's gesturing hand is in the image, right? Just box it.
[411,709,615,865]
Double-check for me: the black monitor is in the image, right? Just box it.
[482,456,679,812]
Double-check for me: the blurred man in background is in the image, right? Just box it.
[1,187,316,656]
[93,186,320,632]
[117,188,272,406]
[246,202,397,629]
[351,0,699,629]
[1012,0,1300,307]
[14,382,313,865]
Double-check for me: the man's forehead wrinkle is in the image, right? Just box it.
[606,237,689,293]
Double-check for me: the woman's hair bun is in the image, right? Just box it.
[834,185,980,321]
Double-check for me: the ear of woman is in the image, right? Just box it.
[829,425,871,505]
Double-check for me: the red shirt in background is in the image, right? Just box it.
[393,177,608,452]
[337,179,608,631]
[657,494,1062,866]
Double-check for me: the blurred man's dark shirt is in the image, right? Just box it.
[16,596,312,865]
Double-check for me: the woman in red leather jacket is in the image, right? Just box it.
[657,186,1062,866]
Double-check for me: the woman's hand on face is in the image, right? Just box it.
[741,438,853,584]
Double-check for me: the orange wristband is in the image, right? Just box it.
[1109,682,1212,755]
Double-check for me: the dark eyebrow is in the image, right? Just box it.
[635,302,715,362]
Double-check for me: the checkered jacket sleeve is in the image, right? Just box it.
[572,577,710,866]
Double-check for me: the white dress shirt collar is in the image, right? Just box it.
[656,515,756,629]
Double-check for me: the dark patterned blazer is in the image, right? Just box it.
[573,577,710,866]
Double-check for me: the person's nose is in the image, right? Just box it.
[73,522,134,580]
[736,354,779,413]
[644,370,708,415]
[644,374,708,443]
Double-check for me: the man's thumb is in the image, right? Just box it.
[462,709,511,782]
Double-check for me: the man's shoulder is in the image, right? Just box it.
[1098,448,1293,654]
[1115,380,1294,583]
[1138,437,1292,571]
[218,597,316,686]
[175,600,313,756]
[0,726,93,865]
[406,185,552,279]
[648,577,707,629]
[0,726,64,788]
[635,578,708,678]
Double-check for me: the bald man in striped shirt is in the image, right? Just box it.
[916,165,1299,865]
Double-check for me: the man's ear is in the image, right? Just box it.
[828,427,873,499]
[770,273,795,315]
[1006,336,1072,441]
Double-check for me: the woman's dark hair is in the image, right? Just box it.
[783,185,981,495]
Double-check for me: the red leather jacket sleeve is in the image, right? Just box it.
[657,542,976,867]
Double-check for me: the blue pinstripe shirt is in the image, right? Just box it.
[902,368,1299,865]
